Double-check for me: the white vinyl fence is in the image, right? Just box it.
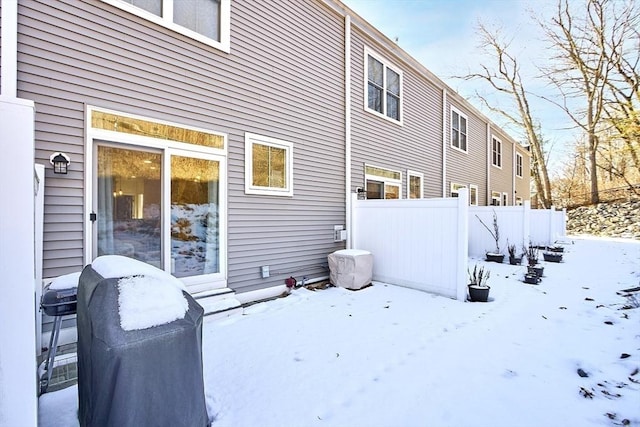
[469,203,567,259]
[350,190,566,300]
[351,189,469,301]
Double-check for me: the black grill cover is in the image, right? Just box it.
[41,287,77,316]
[77,264,209,427]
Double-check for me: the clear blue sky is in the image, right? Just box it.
[341,0,576,173]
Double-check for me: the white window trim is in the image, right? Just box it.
[245,133,294,197]
[469,184,479,206]
[365,164,402,199]
[516,152,523,178]
[84,105,229,289]
[491,191,502,206]
[363,47,404,125]
[407,170,424,199]
[450,182,466,197]
[102,0,231,53]
[450,107,468,154]
[492,136,503,169]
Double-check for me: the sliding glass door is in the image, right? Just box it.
[170,154,220,278]
[97,145,162,268]
[96,144,223,282]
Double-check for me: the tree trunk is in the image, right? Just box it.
[588,133,600,203]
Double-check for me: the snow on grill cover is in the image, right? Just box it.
[77,255,209,426]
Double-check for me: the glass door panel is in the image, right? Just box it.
[96,146,162,268]
[170,155,220,278]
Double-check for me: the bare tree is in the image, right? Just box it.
[458,23,554,208]
[537,0,639,204]
[601,1,640,174]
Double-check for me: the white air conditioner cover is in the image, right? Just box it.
[328,249,373,290]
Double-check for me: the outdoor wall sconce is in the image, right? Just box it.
[50,152,70,174]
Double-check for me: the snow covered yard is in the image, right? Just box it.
[39,237,640,426]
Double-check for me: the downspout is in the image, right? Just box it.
[441,89,447,197]
[345,15,352,249]
[486,122,491,205]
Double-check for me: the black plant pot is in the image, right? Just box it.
[528,265,544,279]
[509,256,522,265]
[485,253,505,263]
[524,273,539,284]
[543,252,563,263]
[468,285,490,302]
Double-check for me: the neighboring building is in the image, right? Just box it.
[2,0,531,313]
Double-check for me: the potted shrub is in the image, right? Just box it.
[476,211,504,263]
[526,245,544,279]
[543,251,563,263]
[468,264,491,302]
[508,242,522,265]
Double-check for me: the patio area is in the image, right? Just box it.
[39,237,640,427]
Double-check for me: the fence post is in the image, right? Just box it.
[523,200,531,248]
[456,188,469,301]
[549,205,555,245]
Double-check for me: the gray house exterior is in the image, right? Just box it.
[4,0,532,337]
[0,1,530,422]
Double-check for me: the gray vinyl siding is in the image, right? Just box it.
[349,28,443,198]
[489,127,515,202]
[446,100,488,205]
[19,0,346,292]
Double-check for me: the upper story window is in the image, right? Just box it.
[365,48,403,124]
[365,164,401,199]
[516,152,523,177]
[245,133,293,197]
[451,108,468,152]
[104,0,231,52]
[492,136,502,168]
[407,170,423,199]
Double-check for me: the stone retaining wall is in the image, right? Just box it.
[567,200,640,239]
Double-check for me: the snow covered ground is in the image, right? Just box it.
[39,236,640,426]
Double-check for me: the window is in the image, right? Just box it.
[365,165,401,199]
[451,108,468,152]
[407,171,423,199]
[452,183,477,205]
[365,48,402,123]
[502,192,508,206]
[88,106,227,286]
[516,153,523,178]
[245,133,293,197]
[491,191,501,206]
[104,0,230,52]
[469,185,478,206]
[492,137,502,168]
[450,182,466,198]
